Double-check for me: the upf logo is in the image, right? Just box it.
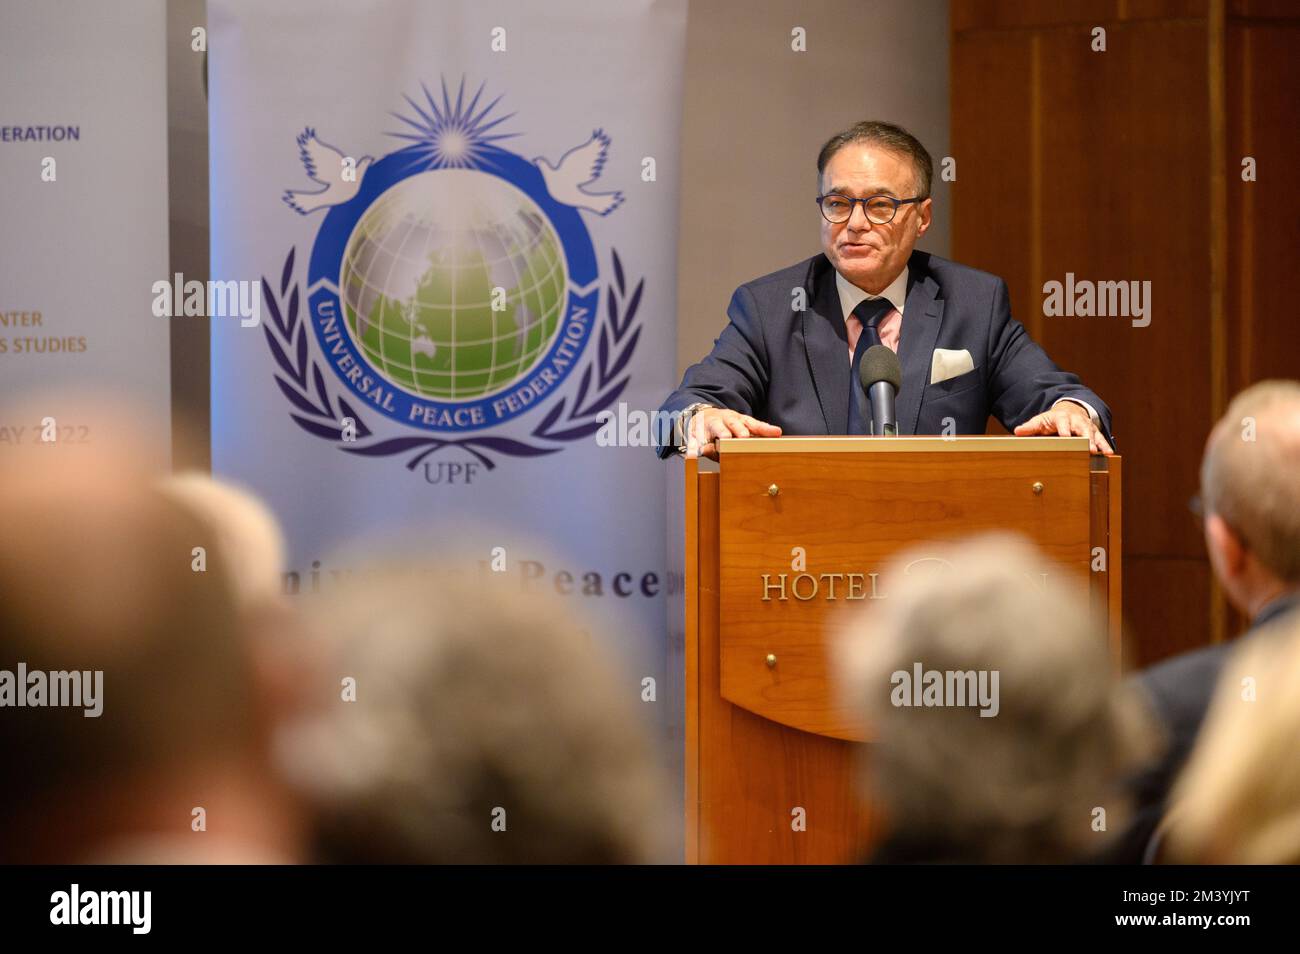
[264,77,644,480]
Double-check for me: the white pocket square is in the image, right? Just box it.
[930,348,975,385]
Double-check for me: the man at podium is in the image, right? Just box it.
[657,121,1114,461]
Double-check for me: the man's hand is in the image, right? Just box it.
[1013,401,1114,455]
[686,407,782,460]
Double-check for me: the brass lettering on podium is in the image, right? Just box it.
[760,561,1045,601]
[759,571,886,601]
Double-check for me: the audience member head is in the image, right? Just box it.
[155,472,316,848]
[281,558,671,864]
[837,534,1155,863]
[160,472,286,614]
[0,423,298,862]
[1165,613,1300,863]
[1200,380,1300,618]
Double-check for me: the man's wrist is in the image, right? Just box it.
[676,402,714,451]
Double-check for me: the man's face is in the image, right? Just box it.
[820,143,932,293]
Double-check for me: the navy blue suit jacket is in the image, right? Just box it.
[1101,593,1300,864]
[656,250,1112,457]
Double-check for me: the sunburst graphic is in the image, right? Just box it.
[387,77,518,171]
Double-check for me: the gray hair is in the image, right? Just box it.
[1201,380,1300,583]
[836,534,1155,863]
[817,120,934,198]
[281,559,671,864]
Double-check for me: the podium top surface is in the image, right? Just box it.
[715,435,1090,454]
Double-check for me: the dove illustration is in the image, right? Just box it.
[533,129,624,216]
[283,128,373,214]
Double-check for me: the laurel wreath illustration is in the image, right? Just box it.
[261,247,643,470]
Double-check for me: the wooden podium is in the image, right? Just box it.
[666,436,1122,864]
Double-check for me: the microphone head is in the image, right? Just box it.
[860,344,902,392]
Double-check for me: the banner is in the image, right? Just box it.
[0,0,170,462]
[208,1,687,689]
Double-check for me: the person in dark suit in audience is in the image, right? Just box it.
[1109,380,1300,863]
[656,120,1113,459]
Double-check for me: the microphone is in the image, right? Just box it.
[859,345,901,436]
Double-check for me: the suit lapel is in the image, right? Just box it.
[894,258,944,436]
[800,257,849,434]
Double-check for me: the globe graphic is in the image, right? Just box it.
[339,168,567,401]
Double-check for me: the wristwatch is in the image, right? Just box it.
[676,402,714,453]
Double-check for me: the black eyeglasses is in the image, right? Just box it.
[816,193,923,225]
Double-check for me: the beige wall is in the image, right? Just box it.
[675,0,951,377]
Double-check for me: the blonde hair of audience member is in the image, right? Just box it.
[157,471,318,817]
[281,562,672,864]
[1200,380,1300,615]
[1164,614,1300,864]
[160,472,286,613]
[836,534,1156,864]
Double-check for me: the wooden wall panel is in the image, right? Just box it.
[1031,20,1211,563]
[950,32,1034,334]
[952,9,1214,665]
[951,0,1300,666]
[1231,0,1300,17]
[956,0,1300,665]
[1225,20,1300,394]
[952,0,1205,32]
[1124,557,1212,663]
[955,18,1213,570]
